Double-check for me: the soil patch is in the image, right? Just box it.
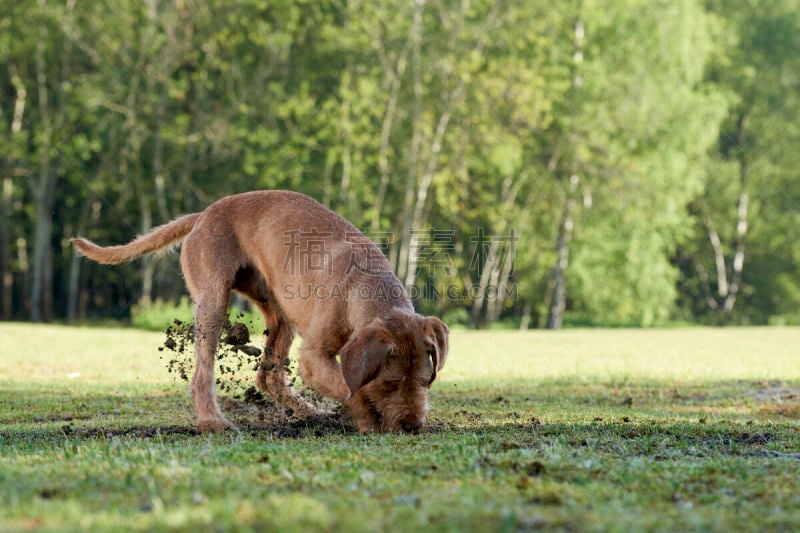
[159,317,353,436]
[219,388,354,437]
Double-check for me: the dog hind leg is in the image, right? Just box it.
[181,233,237,433]
[190,290,236,432]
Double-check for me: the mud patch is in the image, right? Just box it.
[220,394,354,437]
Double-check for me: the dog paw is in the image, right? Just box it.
[198,417,238,433]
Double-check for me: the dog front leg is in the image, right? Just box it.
[298,345,351,402]
[345,389,379,433]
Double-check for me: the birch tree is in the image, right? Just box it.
[680,0,800,324]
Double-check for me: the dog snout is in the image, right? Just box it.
[400,418,423,432]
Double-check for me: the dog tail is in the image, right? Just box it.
[72,213,201,265]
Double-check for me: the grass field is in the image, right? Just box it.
[1,323,799,532]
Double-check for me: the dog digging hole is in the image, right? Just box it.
[159,318,348,435]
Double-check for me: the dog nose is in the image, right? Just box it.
[400,419,423,432]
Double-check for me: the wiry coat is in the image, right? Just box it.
[73,190,448,433]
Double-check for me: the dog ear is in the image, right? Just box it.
[340,322,392,394]
[424,316,449,382]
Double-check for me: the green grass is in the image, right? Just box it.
[1,323,799,532]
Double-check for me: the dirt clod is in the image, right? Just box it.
[224,322,250,346]
[236,345,262,357]
[243,386,269,407]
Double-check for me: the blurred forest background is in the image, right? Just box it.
[1,0,799,329]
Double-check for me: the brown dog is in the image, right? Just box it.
[72,190,449,433]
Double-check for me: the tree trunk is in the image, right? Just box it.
[702,113,749,324]
[139,195,154,305]
[17,237,31,316]
[393,0,426,283]
[470,232,498,328]
[722,190,747,314]
[402,100,455,290]
[0,178,12,319]
[721,115,750,318]
[486,228,517,324]
[66,198,93,323]
[78,201,102,320]
[546,18,584,330]
[519,303,532,331]
[372,37,411,231]
[31,194,55,323]
[396,2,497,291]
[469,168,531,327]
[546,175,579,330]
[3,71,27,319]
[143,80,169,306]
[0,181,13,320]
[153,89,170,222]
[30,0,57,322]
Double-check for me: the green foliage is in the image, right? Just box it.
[675,0,800,325]
[130,297,263,334]
[1,0,797,327]
[130,298,195,332]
